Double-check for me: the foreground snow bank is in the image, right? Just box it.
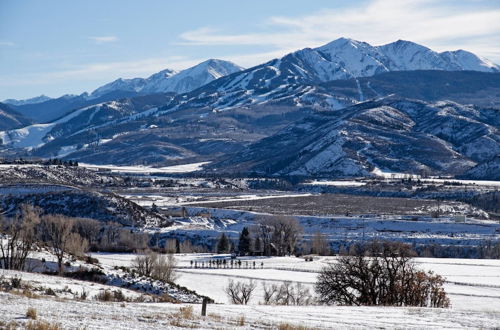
[0,290,498,329]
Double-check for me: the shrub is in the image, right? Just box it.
[10,276,22,289]
[26,307,37,320]
[95,290,112,302]
[44,288,56,296]
[95,289,127,302]
[79,290,88,300]
[64,268,106,283]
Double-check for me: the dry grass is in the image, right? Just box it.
[178,306,194,319]
[187,193,438,216]
[26,307,37,320]
[25,320,61,330]
[168,306,197,328]
[237,315,245,326]
[208,313,222,322]
[278,323,313,330]
[0,320,18,330]
[22,288,40,299]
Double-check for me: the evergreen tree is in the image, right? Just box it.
[175,239,181,254]
[216,233,229,254]
[238,227,251,255]
[151,203,159,213]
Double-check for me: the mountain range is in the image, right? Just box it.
[4,59,242,123]
[1,38,499,180]
[209,97,499,177]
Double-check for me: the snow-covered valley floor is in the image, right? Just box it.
[1,254,500,329]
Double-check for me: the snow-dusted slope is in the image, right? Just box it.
[90,59,243,98]
[207,38,499,92]
[211,97,499,178]
[0,102,32,130]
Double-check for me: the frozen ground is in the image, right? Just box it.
[2,254,500,329]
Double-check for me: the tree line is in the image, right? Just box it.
[0,205,150,274]
[215,215,331,256]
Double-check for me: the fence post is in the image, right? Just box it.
[201,297,208,316]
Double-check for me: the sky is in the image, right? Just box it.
[1,0,499,100]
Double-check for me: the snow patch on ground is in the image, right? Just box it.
[80,162,210,174]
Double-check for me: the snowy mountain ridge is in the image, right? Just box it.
[208,38,499,93]
[3,95,53,106]
[90,59,243,98]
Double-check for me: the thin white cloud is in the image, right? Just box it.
[0,56,201,88]
[178,0,500,63]
[0,41,15,47]
[88,36,119,44]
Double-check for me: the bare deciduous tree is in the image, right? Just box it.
[74,218,101,248]
[225,280,257,304]
[262,281,314,305]
[311,231,330,256]
[39,214,76,275]
[0,205,40,270]
[66,232,89,258]
[315,241,450,308]
[133,250,157,277]
[254,216,303,256]
[133,250,178,283]
[153,253,178,283]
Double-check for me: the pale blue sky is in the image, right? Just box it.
[1,0,499,100]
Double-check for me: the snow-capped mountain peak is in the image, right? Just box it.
[90,59,242,98]
[439,49,499,72]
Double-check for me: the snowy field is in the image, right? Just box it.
[91,254,500,313]
[2,288,498,329]
[1,253,500,329]
[80,162,210,174]
[122,192,313,207]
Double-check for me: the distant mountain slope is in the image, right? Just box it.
[10,90,142,123]
[3,95,52,106]
[459,156,500,181]
[0,93,176,150]
[90,59,243,98]
[10,59,242,123]
[322,70,500,108]
[1,71,499,168]
[0,102,32,130]
[209,98,499,178]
